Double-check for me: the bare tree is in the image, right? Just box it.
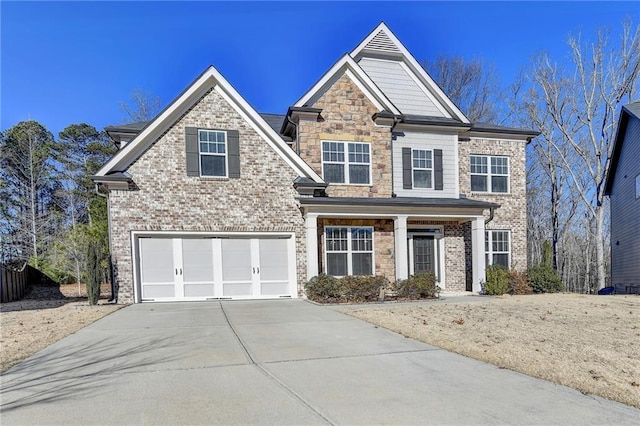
[120,88,161,123]
[424,56,501,123]
[524,20,640,290]
[0,121,56,268]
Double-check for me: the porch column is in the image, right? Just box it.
[471,217,486,293]
[394,215,408,280]
[305,213,319,279]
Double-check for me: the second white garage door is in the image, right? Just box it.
[137,235,295,302]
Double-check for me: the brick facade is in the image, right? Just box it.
[297,74,393,198]
[458,138,528,272]
[108,88,306,303]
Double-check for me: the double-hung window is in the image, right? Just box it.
[322,141,371,184]
[325,227,374,276]
[470,155,509,193]
[413,149,433,188]
[199,130,227,177]
[485,230,510,269]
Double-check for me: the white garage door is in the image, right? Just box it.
[138,235,294,302]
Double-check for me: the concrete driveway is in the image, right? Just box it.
[1,300,638,425]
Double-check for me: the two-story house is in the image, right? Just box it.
[92,23,537,303]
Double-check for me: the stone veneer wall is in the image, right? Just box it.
[108,88,306,303]
[317,219,395,279]
[297,74,393,198]
[458,138,528,271]
[408,220,467,292]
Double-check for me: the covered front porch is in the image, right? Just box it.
[300,197,498,293]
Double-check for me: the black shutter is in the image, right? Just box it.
[402,147,412,189]
[434,149,443,190]
[227,130,240,179]
[185,127,199,176]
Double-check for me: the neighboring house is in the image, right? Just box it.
[605,102,640,294]
[92,23,538,303]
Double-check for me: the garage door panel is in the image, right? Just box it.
[140,239,175,283]
[259,239,289,282]
[223,282,253,297]
[182,239,214,283]
[222,239,252,281]
[184,283,215,298]
[261,282,289,296]
[143,284,175,299]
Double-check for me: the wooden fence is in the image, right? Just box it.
[0,264,55,303]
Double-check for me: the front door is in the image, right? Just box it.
[412,236,435,274]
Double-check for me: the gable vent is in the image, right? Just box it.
[365,30,400,53]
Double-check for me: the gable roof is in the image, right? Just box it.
[605,101,640,195]
[294,54,401,115]
[351,22,470,124]
[94,66,323,183]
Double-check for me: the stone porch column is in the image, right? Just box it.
[394,215,408,280]
[471,217,486,293]
[305,213,319,279]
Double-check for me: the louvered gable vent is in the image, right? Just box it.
[364,30,400,54]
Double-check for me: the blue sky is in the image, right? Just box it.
[2,1,638,136]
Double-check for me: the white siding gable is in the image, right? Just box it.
[359,57,449,117]
[393,131,459,198]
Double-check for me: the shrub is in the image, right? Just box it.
[304,274,341,302]
[484,265,509,295]
[86,240,101,305]
[508,269,532,295]
[528,265,563,293]
[395,272,439,299]
[340,275,388,303]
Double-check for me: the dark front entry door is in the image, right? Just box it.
[413,236,435,274]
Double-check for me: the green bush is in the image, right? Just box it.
[484,265,509,295]
[395,272,439,299]
[340,275,388,303]
[508,270,532,295]
[304,274,341,302]
[527,265,563,293]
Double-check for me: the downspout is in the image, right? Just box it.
[95,184,116,303]
[286,115,300,155]
[485,207,495,225]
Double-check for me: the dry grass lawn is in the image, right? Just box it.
[344,293,640,408]
[0,284,122,374]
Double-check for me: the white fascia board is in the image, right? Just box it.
[352,23,470,124]
[301,204,488,218]
[294,55,400,115]
[95,69,216,177]
[96,66,323,183]
[467,133,533,142]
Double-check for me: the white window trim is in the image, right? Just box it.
[412,149,433,189]
[321,140,372,185]
[198,129,229,178]
[485,230,511,269]
[323,226,375,276]
[470,155,510,194]
[635,174,640,199]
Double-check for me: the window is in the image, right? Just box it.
[485,230,510,269]
[199,130,227,177]
[412,149,433,188]
[322,141,371,184]
[325,227,373,276]
[636,174,640,199]
[471,155,509,193]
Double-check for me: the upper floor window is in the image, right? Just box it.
[485,230,510,269]
[413,149,433,188]
[325,227,374,276]
[322,141,371,185]
[470,155,509,193]
[199,130,227,177]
